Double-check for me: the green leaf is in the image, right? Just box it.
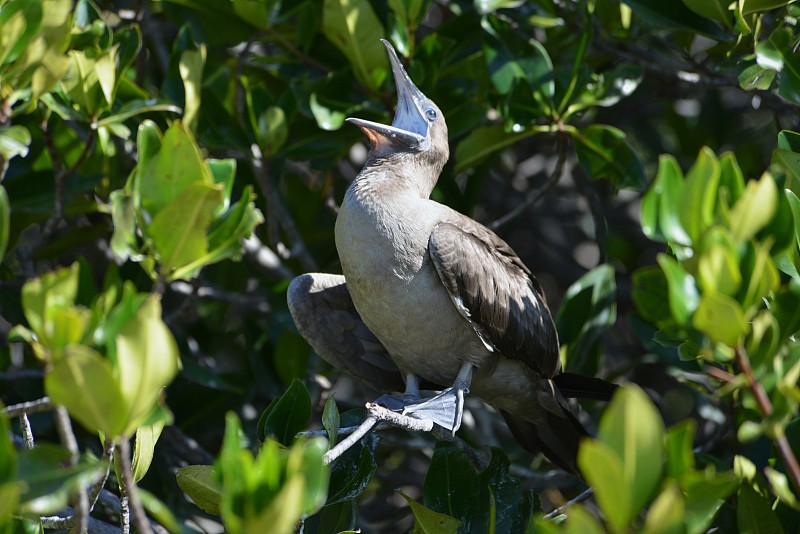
[742,0,796,13]
[643,482,685,534]
[17,445,104,515]
[231,0,278,29]
[423,442,487,532]
[678,147,720,244]
[322,395,340,448]
[131,420,166,483]
[738,63,777,91]
[322,0,387,91]
[693,291,747,346]
[310,93,346,131]
[0,124,31,162]
[147,182,224,276]
[641,155,691,245]
[179,45,206,131]
[0,185,9,263]
[682,471,739,534]
[737,483,784,534]
[109,190,138,261]
[327,432,378,505]
[739,243,780,312]
[255,106,289,158]
[729,173,778,242]
[135,121,214,218]
[286,437,329,514]
[96,99,182,128]
[45,346,128,436]
[454,125,539,173]
[657,254,700,324]
[622,0,728,36]
[21,263,80,340]
[259,379,312,445]
[596,385,665,523]
[698,236,741,296]
[303,500,357,534]
[115,295,181,436]
[764,467,800,510]
[176,465,222,515]
[773,280,800,342]
[681,0,733,27]
[631,266,672,327]
[573,124,646,191]
[665,419,696,479]
[399,491,461,534]
[757,28,800,104]
[137,488,184,534]
[555,264,616,373]
[481,14,554,100]
[578,439,630,531]
[479,449,530,533]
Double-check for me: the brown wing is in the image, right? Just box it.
[428,221,560,378]
[287,273,405,392]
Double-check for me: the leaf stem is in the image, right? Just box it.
[735,346,800,492]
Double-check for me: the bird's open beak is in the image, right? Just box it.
[346,39,431,152]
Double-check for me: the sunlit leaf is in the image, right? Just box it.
[322,0,387,91]
[147,182,224,276]
[115,295,181,436]
[399,491,461,534]
[693,291,747,346]
[176,465,222,515]
[729,173,778,242]
[454,125,538,173]
[45,346,127,436]
[643,482,685,534]
[657,254,700,324]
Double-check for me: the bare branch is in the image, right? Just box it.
[116,437,153,534]
[323,402,436,465]
[491,133,569,231]
[19,413,34,449]
[2,397,53,417]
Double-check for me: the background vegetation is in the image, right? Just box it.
[1,0,800,532]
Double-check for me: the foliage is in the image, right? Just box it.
[0,0,799,532]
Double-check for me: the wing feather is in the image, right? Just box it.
[428,221,560,378]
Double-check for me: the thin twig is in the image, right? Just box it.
[323,402,436,464]
[542,487,595,520]
[53,406,79,465]
[490,133,569,231]
[2,397,53,417]
[324,415,378,465]
[573,170,607,264]
[116,437,153,534]
[53,406,88,532]
[41,123,96,239]
[120,493,131,534]
[89,441,116,511]
[19,414,34,449]
[250,146,319,271]
[735,347,800,492]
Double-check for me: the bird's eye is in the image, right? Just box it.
[425,108,437,121]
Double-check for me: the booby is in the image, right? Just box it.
[288,40,614,473]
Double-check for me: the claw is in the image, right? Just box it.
[372,362,474,434]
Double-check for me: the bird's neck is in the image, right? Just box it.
[354,153,440,199]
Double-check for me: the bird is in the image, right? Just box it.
[288,39,615,474]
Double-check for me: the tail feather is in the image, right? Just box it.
[553,372,618,402]
[501,408,588,476]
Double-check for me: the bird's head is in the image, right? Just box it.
[347,40,449,178]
